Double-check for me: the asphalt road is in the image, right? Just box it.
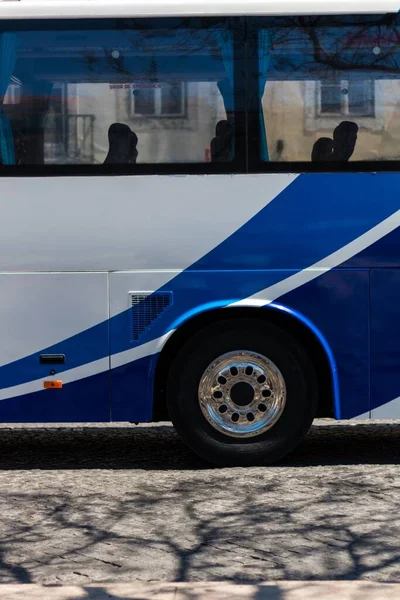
[0,420,398,586]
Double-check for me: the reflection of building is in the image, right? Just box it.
[5,79,226,165]
[72,81,225,164]
[263,78,400,162]
[68,77,400,164]
[4,81,95,165]
[10,75,400,165]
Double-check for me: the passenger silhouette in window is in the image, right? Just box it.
[104,123,138,164]
[311,137,334,162]
[311,121,358,163]
[332,121,358,162]
[211,120,233,163]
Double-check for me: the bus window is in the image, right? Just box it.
[252,15,400,166]
[0,18,235,167]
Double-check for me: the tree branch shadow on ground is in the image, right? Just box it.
[0,423,398,586]
[0,458,398,585]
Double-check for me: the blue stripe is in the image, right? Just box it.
[0,321,109,390]
[186,173,400,271]
[0,369,110,422]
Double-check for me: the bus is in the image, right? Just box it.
[0,0,399,466]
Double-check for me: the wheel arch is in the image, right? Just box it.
[152,303,340,421]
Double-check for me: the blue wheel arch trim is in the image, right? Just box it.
[268,303,341,420]
[154,300,341,420]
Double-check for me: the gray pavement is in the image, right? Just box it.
[1,580,400,599]
[0,420,398,586]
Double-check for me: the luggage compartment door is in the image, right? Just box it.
[0,273,110,422]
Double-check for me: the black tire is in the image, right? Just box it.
[167,318,318,466]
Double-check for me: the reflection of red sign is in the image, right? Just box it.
[342,32,399,47]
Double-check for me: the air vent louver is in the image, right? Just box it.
[129,291,172,342]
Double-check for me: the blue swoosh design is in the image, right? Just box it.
[1,171,400,390]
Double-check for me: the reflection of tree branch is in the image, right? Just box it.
[103,49,134,79]
[305,22,399,73]
[79,50,98,73]
[263,16,400,76]
[127,18,227,57]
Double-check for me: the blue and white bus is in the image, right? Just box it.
[0,0,399,465]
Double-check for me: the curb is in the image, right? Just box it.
[0,581,398,599]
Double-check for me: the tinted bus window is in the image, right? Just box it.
[251,15,400,167]
[0,18,235,168]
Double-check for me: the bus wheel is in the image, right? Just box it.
[166,318,318,466]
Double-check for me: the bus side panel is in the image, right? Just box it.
[0,273,110,422]
[109,269,369,422]
[277,268,370,419]
[109,271,174,422]
[370,269,400,418]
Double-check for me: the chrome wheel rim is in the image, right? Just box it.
[198,351,286,438]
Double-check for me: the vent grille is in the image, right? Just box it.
[129,291,172,342]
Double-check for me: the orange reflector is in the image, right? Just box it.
[44,380,63,389]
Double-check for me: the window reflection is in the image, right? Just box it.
[0,20,234,166]
[257,15,400,163]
